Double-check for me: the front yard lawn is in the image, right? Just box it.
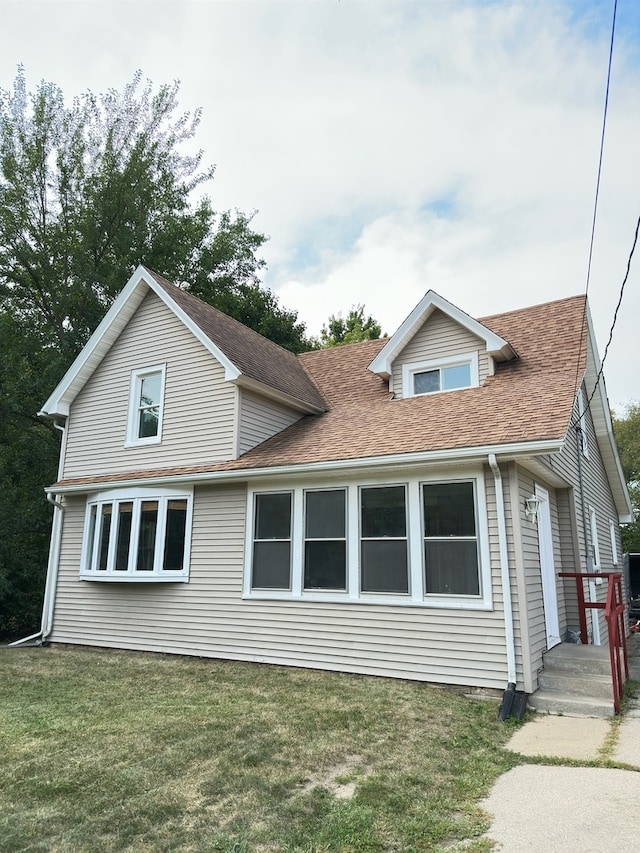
[0,646,519,852]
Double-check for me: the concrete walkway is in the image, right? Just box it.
[481,709,640,851]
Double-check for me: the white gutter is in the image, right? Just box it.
[488,454,517,686]
[49,437,567,495]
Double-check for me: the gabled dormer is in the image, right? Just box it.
[367,290,517,399]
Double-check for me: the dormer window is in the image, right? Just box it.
[403,353,479,398]
[126,365,166,447]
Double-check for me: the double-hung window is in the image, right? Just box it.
[126,365,166,446]
[82,488,192,581]
[360,485,408,593]
[423,481,480,596]
[251,492,292,589]
[304,489,347,590]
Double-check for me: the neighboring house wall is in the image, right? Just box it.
[50,470,522,690]
[62,292,237,479]
[238,390,302,456]
[391,310,491,397]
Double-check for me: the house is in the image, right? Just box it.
[33,265,632,706]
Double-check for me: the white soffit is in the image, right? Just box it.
[368,289,516,379]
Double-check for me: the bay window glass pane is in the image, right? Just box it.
[304,541,346,590]
[86,505,97,570]
[136,501,158,571]
[305,490,345,539]
[442,363,471,390]
[115,502,133,570]
[423,482,476,537]
[98,504,112,571]
[413,370,439,395]
[163,499,187,571]
[361,486,406,538]
[255,493,291,540]
[425,541,479,595]
[361,540,408,593]
[252,541,291,588]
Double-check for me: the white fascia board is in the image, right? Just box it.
[233,374,325,414]
[39,265,152,417]
[145,274,240,382]
[48,437,565,494]
[368,290,515,378]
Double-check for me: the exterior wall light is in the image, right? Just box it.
[524,493,541,523]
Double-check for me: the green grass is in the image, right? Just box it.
[0,647,520,852]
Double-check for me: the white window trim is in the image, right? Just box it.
[243,470,492,610]
[80,486,193,582]
[125,364,166,448]
[577,388,589,459]
[609,519,619,566]
[589,506,602,584]
[402,351,479,398]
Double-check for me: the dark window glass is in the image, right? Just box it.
[255,493,291,540]
[137,373,161,438]
[86,505,97,569]
[361,486,406,538]
[139,407,159,438]
[136,501,158,571]
[305,490,345,539]
[304,490,347,590]
[163,500,187,570]
[115,502,133,570]
[425,541,479,595]
[361,540,408,593]
[98,505,112,571]
[423,482,476,537]
[252,542,291,589]
[413,370,440,394]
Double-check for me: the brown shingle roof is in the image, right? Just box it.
[146,268,327,411]
[52,293,588,488]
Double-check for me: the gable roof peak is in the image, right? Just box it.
[368,289,517,379]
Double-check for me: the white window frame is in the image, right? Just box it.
[80,486,193,581]
[125,364,166,447]
[303,488,348,592]
[402,352,479,398]
[243,470,492,610]
[589,506,602,584]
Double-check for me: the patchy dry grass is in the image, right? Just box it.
[0,646,519,852]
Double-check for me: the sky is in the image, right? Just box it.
[1,0,639,411]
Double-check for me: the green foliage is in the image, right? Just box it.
[612,402,640,553]
[0,67,309,636]
[316,305,383,349]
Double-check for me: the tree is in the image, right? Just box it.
[317,305,383,348]
[0,68,309,637]
[612,403,640,553]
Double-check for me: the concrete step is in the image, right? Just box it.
[528,689,615,718]
[542,643,614,676]
[538,670,614,700]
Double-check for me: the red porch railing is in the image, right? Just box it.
[559,572,629,714]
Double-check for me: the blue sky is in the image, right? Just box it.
[1,0,639,409]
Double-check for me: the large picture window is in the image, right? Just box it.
[82,488,192,581]
[360,485,408,594]
[252,492,292,589]
[423,481,480,596]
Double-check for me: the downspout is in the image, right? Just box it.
[9,420,67,647]
[488,454,518,717]
[575,424,600,644]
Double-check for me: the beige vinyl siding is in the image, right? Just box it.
[63,292,236,479]
[49,475,514,690]
[238,390,301,455]
[391,309,492,398]
[542,388,621,643]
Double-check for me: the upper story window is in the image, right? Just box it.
[81,487,192,581]
[126,365,166,447]
[403,352,479,398]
